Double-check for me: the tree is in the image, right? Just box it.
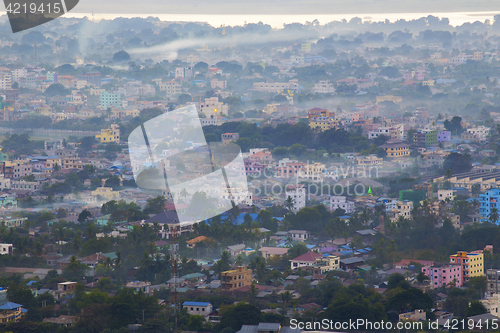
[284,196,295,212]
[144,195,166,215]
[443,152,472,174]
[78,209,92,223]
[44,83,70,97]
[466,301,487,317]
[444,116,463,135]
[219,302,261,331]
[113,50,131,62]
[489,208,499,224]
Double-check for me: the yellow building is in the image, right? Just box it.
[378,139,410,159]
[0,302,26,323]
[299,162,326,181]
[220,266,253,292]
[376,95,403,104]
[91,187,120,201]
[96,124,120,143]
[449,251,484,284]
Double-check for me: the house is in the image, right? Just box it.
[236,323,301,333]
[182,301,213,318]
[290,251,322,270]
[399,309,426,321]
[0,244,13,255]
[43,315,78,327]
[340,257,365,270]
[226,244,246,256]
[0,302,26,323]
[310,255,340,274]
[221,266,252,292]
[54,282,77,300]
[287,230,310,242]
[144,210,198,239]
[187,236,209,248]
[330,196,355,214]
[258,247,289,260]
[126,281,152,296]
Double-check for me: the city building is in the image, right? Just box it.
[330,196,355,214]
[126,281,151,296]
[285,184,306,212]
[298,162,325,181]
[277,159,305,179]
[399,309,426,321]
[183,301,213,318]
[199,97,229,116]
[96,124,120,143]
[378,139,410,159]
[0,302,26,323]
[479,188,500,223]
[222,133,239,144]
[485,269,500,296]
[253,79,299,93]
[100,91,121,109]
[287,230,310,242]
[91,187,120,201]
[220,267,252,292]
[449,251,484,284]
[421,264,463,288]
[413,129,438,147]
[158,80,181,97]
[0,243,12,255]
[290,251,322,270]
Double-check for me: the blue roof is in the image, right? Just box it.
[273,217,284,221]
[0,302,22,310]
[306,245,315,249]
[183,301,210,307]
[21,307,28,313]
[26,281,36,286]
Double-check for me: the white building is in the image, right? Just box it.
[368,124,405,140]
[285,184,306,212]
[183,302,213,318]
[0,243,13,255]
[437,190,455,202]
[312,80,335,94]
[330,196,355,214]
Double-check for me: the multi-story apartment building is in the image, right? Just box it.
[95,124,120,143]
[77,72,101,87]
[479,188,500,224]
[100,91,121,109]
[388,200,414,221]
[285,185,306,212]
[199,97,229,116]
[1,216,27,228]
[413,129,438,147]
[159,80,181,97]
[486,269,500,296]
[276,158,305,179]
[368,124,405,140]
[252,79,299,93]
[220,267,252,291]
[298,162,325,181]
[330,196,355,214]
[11,180,40,194]
[221,133,239,144]
[355,155,383,167]
[91,187,120,201]
[449,251,484,284]
[175,67,193,79]
[0,73,12,90]
[437,131,451,142]
[378,139,410,159]
[422,264,463,288]
[312,80,335,94]
[310,255,340,274]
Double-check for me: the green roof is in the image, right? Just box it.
[102,252,117,260]
[181,272,205,280]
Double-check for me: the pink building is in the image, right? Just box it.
[244,159,264,175]
[437,131,451,142]
[422,264,462,288]
[277,160,305,179]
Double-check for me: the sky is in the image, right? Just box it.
[72,0,500,16]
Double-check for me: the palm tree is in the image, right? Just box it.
[105,257,113,277]
[284,196,295,213]
[489,208,499,224]
[249,283,258,304]
[249,255,266,282]
[219,251,232,270]
[114,252,122,279]
[445,169,452,179]
[235,254,244,266]
[281,291,293,316]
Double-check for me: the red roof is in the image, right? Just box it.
[290,251,322,262]
[394,259,434,267]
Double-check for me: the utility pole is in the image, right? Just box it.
[171,228,180,329]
